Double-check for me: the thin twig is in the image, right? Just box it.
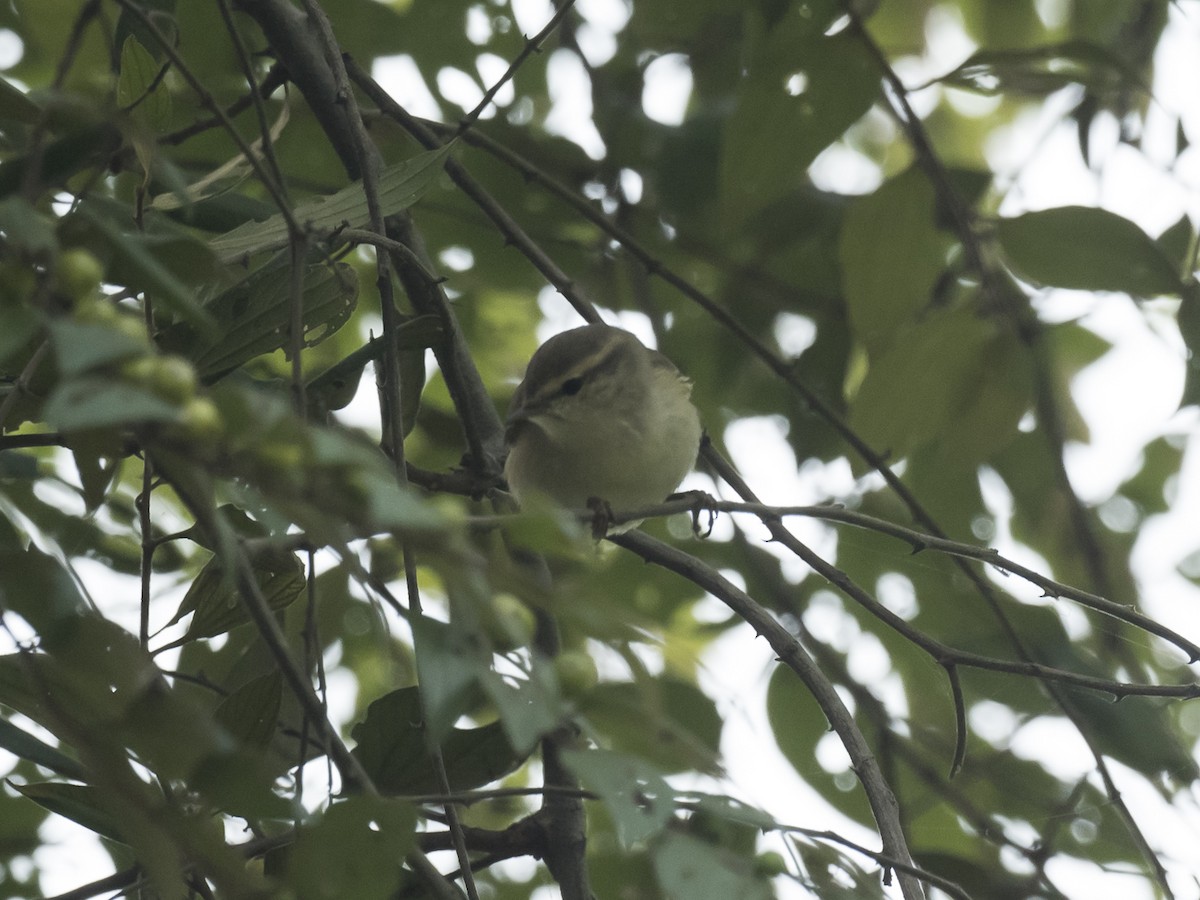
[453,0,577,139]
[609,529,926,900]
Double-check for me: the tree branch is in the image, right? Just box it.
[610,529,926,900]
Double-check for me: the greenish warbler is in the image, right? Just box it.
[504,324,702,524]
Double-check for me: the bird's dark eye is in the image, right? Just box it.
[560,377,584,396]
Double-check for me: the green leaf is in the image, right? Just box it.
[839,168,953,354]
[766,665,873,828]
[0,197,57,258]
[0,544,91,644]
[350,686,527,795]
[0,75,41,124]
[562,748,674,848]
[10,782,126,844]
[286,796,417,900]
[158,257,358,380]
[848,308,1027,465]
[997,206,1184,297]
[42,376,181,431]
[213,670,283,749]
[411,616,489,743]
[580,677,722,774]
[0,124,123,200]
[938,41,1142,96]
[0,719,87,781]
[653,831,773,900]
[69,203,219,333]
[479,663,564,754]
[720,12,877,226]
[117,36,171,132]
[48,319,148,376]
[1177,285,1200,408]
[209,145,453,263]
[160,554,305,649]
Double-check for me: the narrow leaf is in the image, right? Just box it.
[11,782,126,844]
[210,145,453,263]
[562,748,674,848]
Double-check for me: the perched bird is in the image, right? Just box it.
[504,324,702,527]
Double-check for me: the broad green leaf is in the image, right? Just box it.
[42,376,181,431]
[1177,285,1200,408]
[213,670,283,750]
[11,782,126,844]
[158,257,358,380]
[48,319,148,376]
[562,748,674,848]
[580,677,722,774]
[209,145,453,263]
[479,662,564,754]
[839,168,954,354]
[997,206,1184,297]
[286,796,417,900]
[69,204,219,333]
[0,124,123,200]
[720,11,877,226]
[350,686,527,795]
[189,750,294,819]
[653,831,773,900]
[411,616,489,742]
[766,665,873,828]
[117,36,171,132]
[848,308,1025,465]
[0,544,91,643]
[0,197,57,257]
[160,554,305,649]
[0,302,41,365]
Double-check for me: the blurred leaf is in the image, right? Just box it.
[563,748,674,848]
[43,376,180,431]
[0,197,57,258]
[351,685,527,795]
[0,74,40,124]
[839,168,953,354]
[48,319,148,376]
[209,145,453,263]
[0,718,86,780]
[767,665,873,828]
[0,124,123,200]
[652,831,772,900]
[69,203,220,333]
[998,206,1184,297]
[411,616,489,742]
[938,41,1141,96]
[479,662,564,754]
[10,782,125,844]
[849,309,1025,465]
[720,10,876,226]
[580,677,722,774]
[286,795,417,900]
[1178,284,1200,408]
[213,670,282,750]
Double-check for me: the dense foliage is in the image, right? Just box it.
[1,0,1198,898]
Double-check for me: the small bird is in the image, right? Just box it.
[504,324,702,524]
